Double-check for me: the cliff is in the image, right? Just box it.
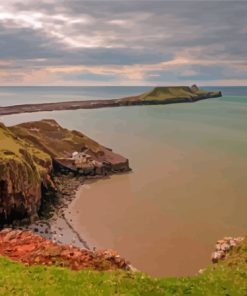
[0,120,130,224]
[10,119,130,175]
[0,123,53,225]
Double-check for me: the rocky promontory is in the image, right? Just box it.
[0,85,222,116]
[0,120,130,225]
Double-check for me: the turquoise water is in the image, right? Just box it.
[1,86,247,276]
[0,86,150,106]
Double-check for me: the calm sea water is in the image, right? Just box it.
[0,86,150,106]
[1,86,247,276]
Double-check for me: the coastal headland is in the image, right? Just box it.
[0,85,222,116]
[0,119,130,226]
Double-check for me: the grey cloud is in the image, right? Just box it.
[0,1,247,84]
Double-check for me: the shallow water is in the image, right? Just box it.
[1,86,247,276]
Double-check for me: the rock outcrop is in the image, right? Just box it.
[0,229,131,271]
[0,123,53,225]
[0,120,130,224]
[211,236,244,263]
[10,119,130,175]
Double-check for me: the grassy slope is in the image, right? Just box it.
[139,86,209,101]
[0,123,51,183]
[0,238,246,296]
[10,119,103,158]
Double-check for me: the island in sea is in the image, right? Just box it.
[0,86,246,295]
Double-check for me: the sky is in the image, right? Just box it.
[0,0,246,86]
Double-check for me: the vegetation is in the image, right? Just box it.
[10,119,103,158]
[139,86,211,102]
[0,119,105,197]
[0,237,246,295]
[0,123,51,184]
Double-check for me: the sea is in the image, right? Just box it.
[0,86,247,277]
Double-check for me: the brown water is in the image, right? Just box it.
[68,139,247,276]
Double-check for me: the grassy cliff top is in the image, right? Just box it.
[0,123,51,183]
[10,119,103,158]
[139,85,217,101]
[0,236,246,295]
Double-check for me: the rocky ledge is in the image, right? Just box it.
[211,236,244,263]
[0,120,130,225]
[0,229,131,271]
[0,85,222,116]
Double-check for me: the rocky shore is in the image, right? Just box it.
[0,86,222,116]
[211,236,244,263]
[24,174,90,249]
[0,228,131,271]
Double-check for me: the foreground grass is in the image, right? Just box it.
[0,238,247,296]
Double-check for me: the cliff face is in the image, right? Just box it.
[0,120,130,224]
[0,123,52,225]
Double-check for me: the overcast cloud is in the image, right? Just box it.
[0,0,246,85]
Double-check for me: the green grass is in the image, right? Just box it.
[139,86,209,101]
[0,123,52,185]
[0,238,247,295]
[10,119,103,158]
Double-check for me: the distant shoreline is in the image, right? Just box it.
[0,86,222,116]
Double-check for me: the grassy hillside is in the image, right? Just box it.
[0,123,53,223]
[0,237,246,295]
[0,123,51,173]
[10,119,103,158]
[0,122,52,188]
[139,86,212,102]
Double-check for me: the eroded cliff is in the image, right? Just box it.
[0,123,52,225]
[0,120,130,224]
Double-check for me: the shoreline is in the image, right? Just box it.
[27,176,104,250]
[23,173,139,272]
[17,175,90,249]
[1,124,245,276]
[23,173,130,252]
[3,166,245,276]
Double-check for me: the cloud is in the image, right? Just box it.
[0,1,246,85]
